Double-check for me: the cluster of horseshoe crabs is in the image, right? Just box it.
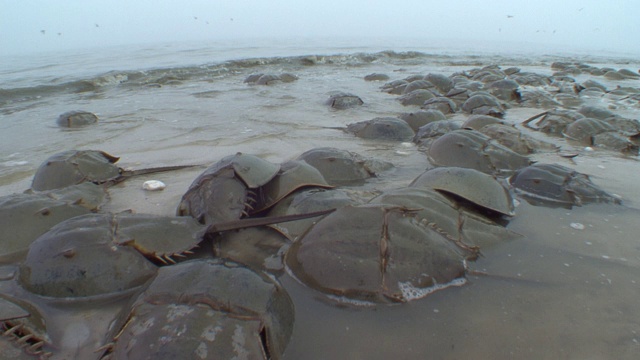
[2,59,637,358]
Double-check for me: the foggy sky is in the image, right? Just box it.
[2,0,639,56]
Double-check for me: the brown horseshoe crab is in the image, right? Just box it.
[0,186,105,264]
[177,153,280,225]
[409,167,515,217]
[325,92,364,109]
[18,208,335,298]
[508,163,622,208]
[31,150,194,191]
[369,187,516,250]
[426,129,531,175]
[296,148,392,186]
[345,117,415,141]
[285,205,476,304]
[104,259,294,360]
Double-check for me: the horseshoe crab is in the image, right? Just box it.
[462,115,505,130]
[212,226,290,272]
[325,92,363,109]
[409,167,515,217]
[563,118,639,153]
[0,190,96,264]
[398,89,436,106]
[399,109,447,132]
[425,73,453,94]
[346,117,415,141]
[177,153,280,225]
[369,187,515,249]
[296,148,392,186]
[522,109,585,135]
[461,94,504,118]
[252,160,333,213]
[244,73,298,85]
[413,120,461,148]
[18,209,334,298]
[31,150,193,191]
[0,297,51,357]
[56,110,98,128]
[104,259,294,360]
[285,205,476,304]
[364,73,390,82]
[508,163,622,208]
[479,124,558,155]
[421,97,457,114]
[426,129,531,175]
[381,80,408,95]
[487,79,521,102]
[267,188,358,241]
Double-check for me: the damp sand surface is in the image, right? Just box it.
[1,42,640,359]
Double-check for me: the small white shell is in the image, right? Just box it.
[570,222,585,230]
[142,180,166,191]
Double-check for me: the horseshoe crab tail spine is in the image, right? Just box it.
[522,111,549,130]
[120,164,200,179]
[206,208,337,233]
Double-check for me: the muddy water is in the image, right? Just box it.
[1,45,639,358]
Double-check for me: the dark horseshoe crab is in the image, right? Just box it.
[267,187,358,241]
[252,160,333,214]
[325,92,363,109]
[56,110,98,128]
[0,184,108,264]
[426,129,531,175]
[509,163,622,208]
[31,150,194,191]
[345,117,415,141]
[18,209,335,298]
[177,153,280,225]
[461,94,505,118]
[369,187,516,250]
[285,205,477,305]
[296,147,392,186]
[102,259,295,360]
[409,167,515,217]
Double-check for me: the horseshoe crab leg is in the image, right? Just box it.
[206,208,336,233]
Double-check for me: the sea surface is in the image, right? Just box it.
[1,38,640,359]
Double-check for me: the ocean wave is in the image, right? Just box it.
[0,49,635,108]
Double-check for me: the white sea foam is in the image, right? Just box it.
[398,277,467,301]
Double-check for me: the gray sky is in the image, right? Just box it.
[2,0,639,56]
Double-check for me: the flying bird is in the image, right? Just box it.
[40,30,45,35]
[507,15,514,18]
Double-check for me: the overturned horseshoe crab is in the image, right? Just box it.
[285,205,476,304]
[31,150,193,191]
[509,163,622,208]
[103,259,294,360]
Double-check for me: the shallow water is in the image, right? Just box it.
[1,41,640,358]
